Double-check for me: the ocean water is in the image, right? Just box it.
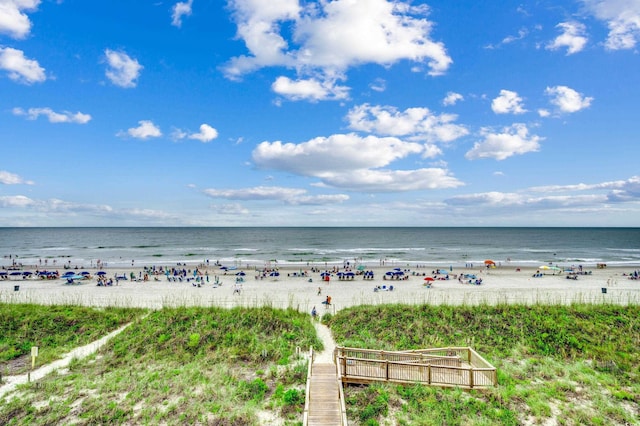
[1,227,639,269]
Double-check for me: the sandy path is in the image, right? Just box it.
[0,322,132,399]
[313,322,337,364]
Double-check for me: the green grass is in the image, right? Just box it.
[326,303,640,425]
[2,302,639,425]
[0,306,320,425]
[0,303,144,371]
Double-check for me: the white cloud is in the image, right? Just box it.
[442,91,463,106]
[203,186,349,205]
[583,0,640,50]
[12,107,91,124]
[172,123,219,142]
[119,120,162,139]
[545,85,593,113]
[171,0,193,27]
[491,90,527,114]
[0,0,40,39]
[0,171,33,185]
[205,186,306,201]
[188,124,218,142]
[369,78,386,92]
[484,28,528,49]
[319,168,463,192]
[223,0,451,82]
[0,47,45,84]
[546,21,588,54]
[211,203,251,215]
[444,191,605,210]
[445,176,640,214]
[104,49,143,88]
[501,28,528,45]
[0,195,36,207]
[253,133,423,176]
[272,76,349,101]
[465,123,543,161]
[538,109,551,117]
[347,104,468,143]
[252,132,463,191]
[530,175,640,202]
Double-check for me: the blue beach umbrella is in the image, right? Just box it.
[96,271,107,276]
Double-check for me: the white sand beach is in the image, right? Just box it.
[1,264,639,311]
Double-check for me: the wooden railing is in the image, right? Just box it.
[302,346,314,425]
[334,346,496,390]
[337,366,348,426]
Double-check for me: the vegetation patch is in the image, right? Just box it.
[327,303,640,426]
[0,304,144,374]
[0,306,321,425]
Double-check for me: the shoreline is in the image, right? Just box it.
[1,264,638,311]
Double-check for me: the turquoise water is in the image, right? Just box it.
[1,227,639,268]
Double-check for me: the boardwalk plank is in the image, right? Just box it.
[306,363,345,426]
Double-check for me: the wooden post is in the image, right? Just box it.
[469,367,474,389]
[341,356,347,379]
[31,346,38,370]
[427,364,431,384]
[385,360,389,381]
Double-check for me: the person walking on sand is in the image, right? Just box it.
[317,286,322,296]
[311,306,317,320]
[323,295,331,307]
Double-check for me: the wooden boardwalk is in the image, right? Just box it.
[304,363,347,426]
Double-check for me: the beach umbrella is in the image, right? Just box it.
[539,265,551,270]
[81,271,91,276]
[62,271,75,277]
[269,271,280,277]
[235,271,246,276]
[96,271,107,276]
[424,277,434,281]
[345,272,355,276]
[320,272,331,277]
[0,271,7,276]
[357,265,366,271]
[9,271,22,276]
[22,271,33,276]
[484,260,495,265]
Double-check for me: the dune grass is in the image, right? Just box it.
[0,306,321,425]
[326,303,640,425]
[2,302,639,425]
[0,303,144,373]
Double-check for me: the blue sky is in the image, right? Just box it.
[1,0,639,227]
